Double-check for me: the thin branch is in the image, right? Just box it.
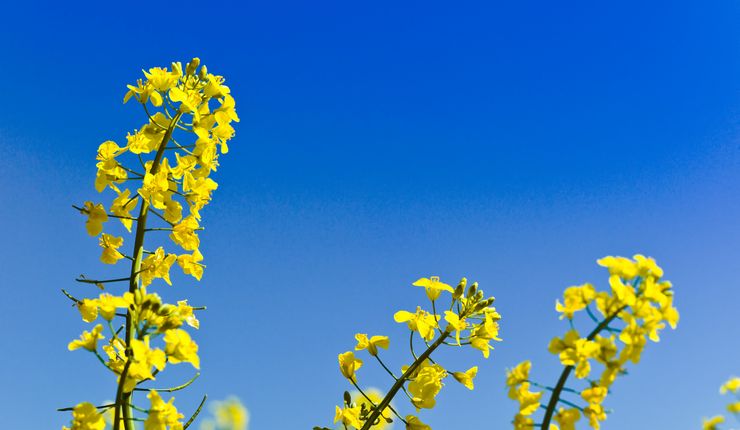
[183,395,207,429]
[76,276,132,285]
[134,373,200,393]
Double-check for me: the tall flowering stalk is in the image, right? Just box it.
[61,58,238,430]
[320,276,502,430]
[506,255,679,430]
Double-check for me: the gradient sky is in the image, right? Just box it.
[1,1,739,429]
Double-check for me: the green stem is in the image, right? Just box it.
[134,372,200,393]
[183,395,207,429]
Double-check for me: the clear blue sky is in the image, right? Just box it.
[1,1,738,429]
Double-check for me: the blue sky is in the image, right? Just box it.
[1,1,739,429]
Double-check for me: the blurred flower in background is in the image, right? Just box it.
[347,388,393,430]
[200,397,249,430]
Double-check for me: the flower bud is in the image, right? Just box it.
[186,57,201,75]
[466,282,478,298]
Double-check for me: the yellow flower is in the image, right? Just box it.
[205,397,250,430]
[203,73,231,99]
[727,402,740,414]
[78,298,99,323]
[177,249,205,281]
[144,67,180,92]
[62,402,106,430]
[339,351,363,382]
[592,335,617,364]
[110,189,138,232]
[513,413,534,430]
[105,337,166,393]
[596,255,638,279]
[99,233,125,264]
[124,79,163,106]
[608,275,636,307]
[555,283,596,319]
[581,386,608,430]
[175,300,200,329]
[163,194,183,224]
[452,366,478,390]
[405,415,431,430]
[512,382,542,416]
[170,215,200,251]
[334,405,363,429]
[164,329,200,369]
[413,276,454,301]
[81,201,108,236]
[443,310,467,345]
[214,94,240,124]
[505,360,531,398]
[170,87,203,113]
[138,167,171,209]
[94,140,127,193]
[96,293,130,321]
[581,386,607,405]
[470,310,502,358]
[702,415,725,430]
[145,390,184,430]
[721,377,740,394]
[553,408,580,430]
[548,330,600,379]
[68,324,105,352]
[394,307,440,341]
[171,153,198,179]
[127,120,168,154]
[140,247,177,287]
[354,333,390,356]
[617,318,647,364]
[633,254,664,278]
[583,404,606,429]
[183,172,219,217]
[408,360,447,410]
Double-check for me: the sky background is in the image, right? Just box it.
[1,1,739,429]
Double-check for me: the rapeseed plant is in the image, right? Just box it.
[506,255,679,430]
[319,276,502,430]
[61,57,238,430]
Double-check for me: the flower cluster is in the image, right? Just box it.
[62,58,238,430]
[506,255,679,430]
[702,376,740,430]
[319,276,501,430]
